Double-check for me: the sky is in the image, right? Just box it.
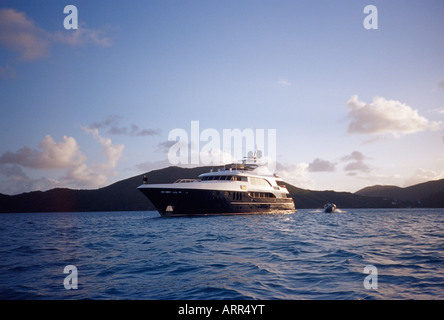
[1,0,444,195]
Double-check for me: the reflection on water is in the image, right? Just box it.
[0,209,443,299]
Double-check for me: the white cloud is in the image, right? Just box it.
[276,162,315,189]
[277,79,292,87]
[0,164,58,195]
[52,23,112,47]
[0,8,112,63]
[199,148,236,166]
[136,145,236,173]
[39,135,87,169]
[0,135,86,169]
[81,127,124,170]
[404,168,444,187]
[429,107,444,114]
[0,8,50,61]
[63,163,108,188]
[347,95,442,138]
[0,130,124,194]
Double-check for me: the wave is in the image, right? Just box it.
[1,209,443,299]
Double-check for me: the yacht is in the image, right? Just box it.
[138,161,296,217]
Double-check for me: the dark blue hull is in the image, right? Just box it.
[139,188,296,216]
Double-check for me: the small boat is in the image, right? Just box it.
[324,203,336,213]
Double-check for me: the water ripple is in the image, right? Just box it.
[0,209,443,299]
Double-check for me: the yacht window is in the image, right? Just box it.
[276,180,287,188]
[232,176,247,182]
[250,177,272,186]
[249,192,276,198]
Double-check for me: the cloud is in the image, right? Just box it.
[0,130,124,194]
[344,161,371,173]
[0,135,86,169]
[155,138,237,167]
[52,22,112,47]
[0,164,59,195]
[0,8,112,63]
[404,168,444,187]
[91,114,123,129]
[432,107,444,115]
[129,124,161,137]
[341,150,365,162]
[341,151,371,174]
[90,115,161,137]
[156,140,177,153]
[308,158,336,172]
[63,163,108,188]
[0,8,50,61]
[81,127,124,170]
[276,162,315,189]
[347,95,442,138]
[277,78,292,87]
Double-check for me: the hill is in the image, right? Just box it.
[356,179,444,207]
[1,166,443,213]
[0,166,222,213]
[286,185,393,209]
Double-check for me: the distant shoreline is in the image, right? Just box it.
[1,166,444,213]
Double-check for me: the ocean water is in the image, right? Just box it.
[0,209,443,300]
